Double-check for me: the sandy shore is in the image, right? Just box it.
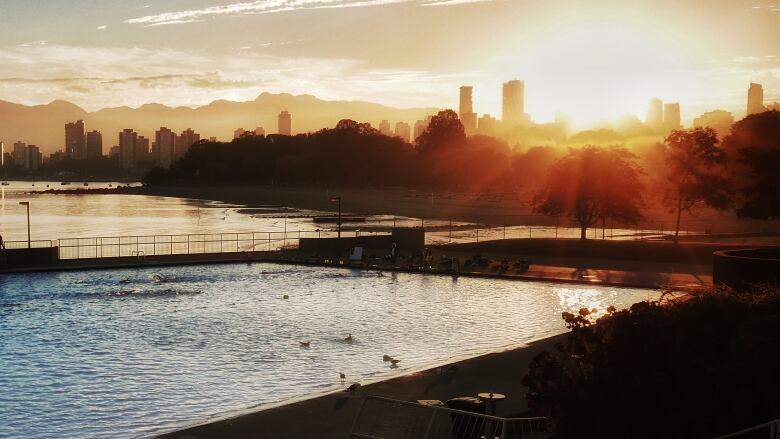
[158,334,565,439]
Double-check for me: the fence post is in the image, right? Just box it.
[268,232,271,251]
[449,219,452,243]
[476,228,479,242]
[187,235,191,254]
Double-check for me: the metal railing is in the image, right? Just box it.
[349,396,548,439]
[51,230,391,260]
[713,419,780,439]
[2,240,54,249]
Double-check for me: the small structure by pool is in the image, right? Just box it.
[713,248,780,292]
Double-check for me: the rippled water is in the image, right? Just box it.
[0,263,658,438]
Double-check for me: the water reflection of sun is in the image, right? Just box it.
[555,287,620,319]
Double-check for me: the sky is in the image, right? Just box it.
[0,0,778,127]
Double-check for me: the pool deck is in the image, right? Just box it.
[1,248,712,290]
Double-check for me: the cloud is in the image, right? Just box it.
[97,25,107,30]
[750,4,780,12]
[124,0,487,26]
[0,43,458,111]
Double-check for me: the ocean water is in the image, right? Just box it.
[0,263,659,438]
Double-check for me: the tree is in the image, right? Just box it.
[663,128,732,243]
[415,109,466,152]
[721,111,780,220]
[533,146,644,239]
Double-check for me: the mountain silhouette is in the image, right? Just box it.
[0,93,440,154]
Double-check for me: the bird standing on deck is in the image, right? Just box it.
[339,372,346,383]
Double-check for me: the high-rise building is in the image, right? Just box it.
[502,80,525,126]
[414,116,432,140]
[646,98,664,130]
[136,136,150,165]
[154,127,177,168]
[379,120,392,136]
[747,83,764,115]
[278,111,292,135]
[693,110,735,138]
[175,128,200,159]
[459,86,477,133]
[118,129,138,170]
[86,130,103,158]
[12,141,26,166]
[25,145,41,171]
[65,120,86,160]
[234,128,246,139]
[478,114,498,135]
[394,122,411,143]
[663,103,681,131]
[254,127,265,136]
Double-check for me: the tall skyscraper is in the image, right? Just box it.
[135,136,150,165]
[414,116,433,140]
[663,103,681,131]
[25,145,41,171]
[12,141,26,166]
[278,111,292,135]
[502,80,525,126]
[154,127,176,168]
[646,98,664,129]
[459,86,477,133]
[747,83,764,115]
[175,128,200,159]
[65,120,86,159]
[118,129,138,170]
[86,130,103,158]
[378,120,392,136]
[394,122,411,143]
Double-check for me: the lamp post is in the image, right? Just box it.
[19,201,30,248]
[330,196,342,239]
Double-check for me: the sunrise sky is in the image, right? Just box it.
[0,0,778,127]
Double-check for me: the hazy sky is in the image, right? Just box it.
[0,0,778,126]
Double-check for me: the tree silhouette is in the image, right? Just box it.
[533,146,644,239]
[663,128,732,243]
[415,109,466,152]
[721,111,780,220]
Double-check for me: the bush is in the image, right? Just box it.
[522,287,780,438]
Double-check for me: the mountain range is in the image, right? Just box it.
[0,93,441,155]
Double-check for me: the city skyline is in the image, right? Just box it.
[0,0,778,128]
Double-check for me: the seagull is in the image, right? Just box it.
[339,372,346,382]
[382,354,393,362]
[283,295,289,299]
[346,383,361,393]
[344,334,353,342]
[299,341,311,348]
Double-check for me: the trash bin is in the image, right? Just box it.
[445,397,485,438]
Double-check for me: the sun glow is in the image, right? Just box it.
[481,20,702,128]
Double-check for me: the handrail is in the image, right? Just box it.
[712,418,780,439]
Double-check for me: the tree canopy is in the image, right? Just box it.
[533,146,644,239]
[721,111,780,220]
[663,127,732,243]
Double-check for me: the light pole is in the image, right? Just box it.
[330,196,342,239]
[19,201,30,248]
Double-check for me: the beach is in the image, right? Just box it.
[159,334,566,439]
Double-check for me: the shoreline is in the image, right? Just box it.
[1,249,709,290]
[157,333,568,439]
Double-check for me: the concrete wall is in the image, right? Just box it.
[299,228,425,254]
[713,248,780,292]
[1,247,59,268]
